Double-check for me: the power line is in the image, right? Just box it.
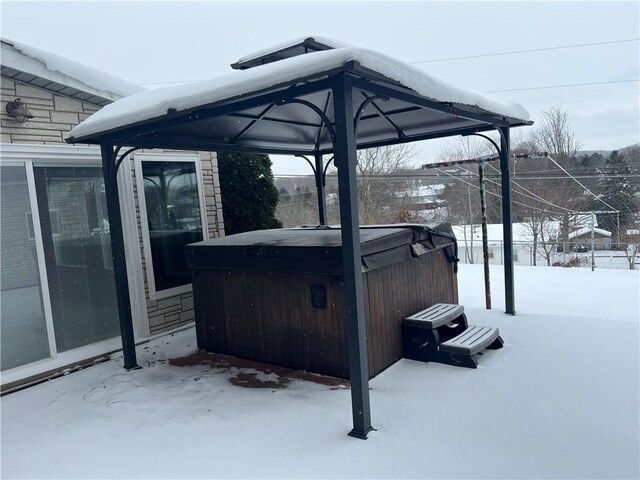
[486,78,639,93]
[455,162,580,214]
[275,173,640,180]
[275,170,576,213]
[546,155,619,212]
[141,75,640,92]
[483,162,579,214]
[468,173,640,179]
[409,38,639,64]
[140,38,640,87]
[434,166,568,216]
[142,76,640,91]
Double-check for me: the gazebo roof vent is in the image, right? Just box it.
[231,35,349,70]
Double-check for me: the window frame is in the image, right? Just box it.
[134,153,208,301]
[27,209,60,239]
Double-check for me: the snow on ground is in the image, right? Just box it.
[1,265,638,479]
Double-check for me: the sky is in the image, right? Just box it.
[2,1,638,174]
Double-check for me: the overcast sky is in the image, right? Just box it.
[2,1,638,174]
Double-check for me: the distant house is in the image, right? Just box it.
[626,229,640,243]
[1,39,224,389]
[568,227,612,250]
[397,183,445,211]
[452,222,560,266]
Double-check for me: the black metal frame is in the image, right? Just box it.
[332,73,374,439]
[100,144,141,370]
[467,132,515,315]
[498,127,515,314]
[74,65,522,439]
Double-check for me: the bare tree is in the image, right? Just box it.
[357,144,417,224]
[276,184,322,227]
[623,242,639,270]
[330,144,417,224]
[620,219,640,270]
[433,137,499,262]
[531,105,580,163]
[435,136,501,219]
[277,146,417,226]
[519,215,559,266]
[518,106,586,254]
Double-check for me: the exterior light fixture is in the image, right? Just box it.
[6,98,34,123]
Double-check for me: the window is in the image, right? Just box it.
[136,154,207,299]
[27,210,60,239]
[513,250,519,262]
[488,249,494,259]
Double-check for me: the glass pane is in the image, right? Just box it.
[34,166,119,353]
[1,165,50,370]
[142,161,203,291]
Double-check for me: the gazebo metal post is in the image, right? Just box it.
[314,152,327,225]
[100,142,140,369]
[332,73,373,439]
[498,127,516,315]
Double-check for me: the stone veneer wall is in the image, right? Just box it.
[1,75,225,337]
[1,78,101,143]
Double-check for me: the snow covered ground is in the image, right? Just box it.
[2,265,638,479]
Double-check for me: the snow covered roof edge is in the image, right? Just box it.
[1,38,144,101]
[569,227,612,239]
[69,46,531,142]
[233,36,351,66]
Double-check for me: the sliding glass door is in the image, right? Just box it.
[33,166,120,353]
[0,165,50,370]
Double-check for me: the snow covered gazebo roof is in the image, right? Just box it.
[67,46,531,154]
[231,36,349,70]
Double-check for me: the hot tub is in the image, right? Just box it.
[185,223,459,379]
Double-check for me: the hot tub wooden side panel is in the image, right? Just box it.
[192,269,229,354]
[191,247,458,380]
[363,248,458,377]
[194,270,350,378]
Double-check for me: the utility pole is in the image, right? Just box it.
[591,211,596,272]
[467,184,474,264]
[478,160,491,309]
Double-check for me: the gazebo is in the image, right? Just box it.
[66,37,531,439]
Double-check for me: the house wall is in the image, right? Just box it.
[1,78,101,144]
[571,233,611,250]
[457,242,534,266]
[1,75,225,337]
